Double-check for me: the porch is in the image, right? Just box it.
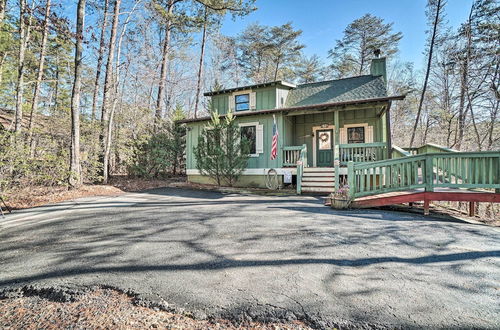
[280,104,392,193]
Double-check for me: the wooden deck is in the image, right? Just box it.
[344,188,500,216]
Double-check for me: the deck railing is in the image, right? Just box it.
[347,151,500,199]
[340,142,387,164]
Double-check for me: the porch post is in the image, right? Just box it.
[385,101,392,159]
[334,110,340,191]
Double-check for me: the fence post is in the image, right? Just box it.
[347,161,355,200]
[425,155,434,192]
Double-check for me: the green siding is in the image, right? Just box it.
[211,94,229,114]
[186,113,285,170]
[209,86,278,115]
[186,106,386,170]
[255,87,276,110]
[292,108,385,166]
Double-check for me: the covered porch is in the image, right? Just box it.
[280,100,393,192]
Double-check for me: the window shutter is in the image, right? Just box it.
[228,95,235,112]
[366,126,374,143]
[250,92,256,110]
[256,124,264,154]
[339,128,347,144]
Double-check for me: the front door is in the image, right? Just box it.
[316,129,333,167]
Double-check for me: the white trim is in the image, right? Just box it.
[312,125,335,167]
[238,121,260,157]
[233,89,252,112]
[187,168,297,176]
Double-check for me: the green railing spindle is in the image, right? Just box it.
[348,151,500,199]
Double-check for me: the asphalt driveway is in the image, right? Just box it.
[0,188,499,328]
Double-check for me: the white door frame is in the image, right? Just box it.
[312,125,335,167]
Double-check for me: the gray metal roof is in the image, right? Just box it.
[286,75,387,107]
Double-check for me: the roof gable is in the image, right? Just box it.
[285,75,387,107]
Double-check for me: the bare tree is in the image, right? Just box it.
[91,0,110,121]
[28,0,51,152]
[14,0,35,133]
[103,0,140,183]
[69,0,86,188]
[409,0,444,147]
[99,0,121,181]
[193,6,208,118]
[155,0,174,120]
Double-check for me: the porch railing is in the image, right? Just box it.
[283,144,308,194]
[347,151,500,199]
[283,146,305,167]
[340,142,387,165]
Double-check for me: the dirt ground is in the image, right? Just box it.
[1,176,297,211]
[1,177,186,210]
[0,288,310,329]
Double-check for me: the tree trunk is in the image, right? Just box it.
[0,53,6,89]
[273,57,280,81]
[0,0,6,22]
[193,7,208,119]
[91,0,110,121]
[103,0,138,183]
[156,0,174,120]
[28,0,51,153]
[69,0,86,188]
[15,0,29,133]
[53,55,59,114]
[409,0,442,148]
[0,0,6,86]
[99,0,121,181]
[455,6,473,150]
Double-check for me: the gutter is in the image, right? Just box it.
[178,94,407,124]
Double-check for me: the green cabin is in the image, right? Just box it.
[181,57,405,193]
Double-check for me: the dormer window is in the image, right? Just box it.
[235,94,250,111]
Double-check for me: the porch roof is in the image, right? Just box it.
[178,94,406,124]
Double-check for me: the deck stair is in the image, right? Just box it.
[301,167,335,193]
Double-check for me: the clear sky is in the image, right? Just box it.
[220,0,474,70]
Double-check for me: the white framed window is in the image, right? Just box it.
[235,94,250,111]
[239,122,263,157]
[229,90,256,112]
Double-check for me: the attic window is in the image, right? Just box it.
[235,94,249,111]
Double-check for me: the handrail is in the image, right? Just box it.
[392,145,411,158]
[283,146,304,151]
[296,144,307,194]
[339,142,387,148]
[348,151,500,199]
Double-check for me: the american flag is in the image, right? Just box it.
[270,115,278,160]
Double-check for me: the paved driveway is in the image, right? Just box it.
[0,188,499,328]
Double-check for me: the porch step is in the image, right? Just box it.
[302,186,335,193]
[303,172,335,177]
[302,176,335,182]
[303,167,335,173]
[302,181,335,187]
